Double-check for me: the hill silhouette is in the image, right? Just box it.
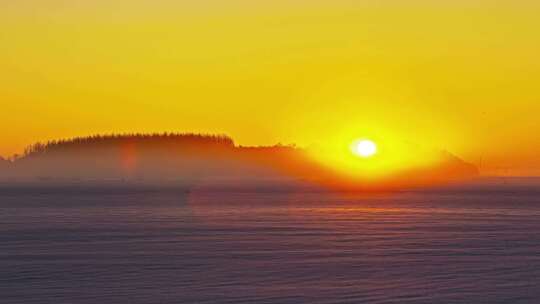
[0,133,478,190]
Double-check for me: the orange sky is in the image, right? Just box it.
[1,0,539,175]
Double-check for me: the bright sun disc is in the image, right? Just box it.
[353,139,377,157]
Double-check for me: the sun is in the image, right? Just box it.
[352,139,377,158]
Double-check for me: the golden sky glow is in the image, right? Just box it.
[1,0,539,175]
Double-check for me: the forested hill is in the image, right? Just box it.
[0,133,478,189]
[2,133,315,186]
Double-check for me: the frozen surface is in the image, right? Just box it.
[1,186,540,303]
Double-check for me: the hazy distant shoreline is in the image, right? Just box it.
[0,177,538,197]
[0,133,480,191]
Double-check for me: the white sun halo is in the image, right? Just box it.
[353,139,377,158]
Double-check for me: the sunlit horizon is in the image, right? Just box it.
[1,0,540,176]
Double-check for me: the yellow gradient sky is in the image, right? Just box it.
[1,0,539,175]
